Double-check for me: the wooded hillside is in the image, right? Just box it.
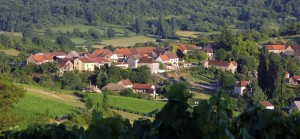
[0,0,299,31]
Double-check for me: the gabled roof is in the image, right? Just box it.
[94,57,110,64]
[105,52,118,58]
[138,56,158,64]
[291,76,300,82]
[57,58,73,68]
[118,80,133,86]
[132,84,154,90]
[165,52,178,59]
[235,81,249,87]
[292,46,300,52]
[201,48,214,53]
[207,60,237,67]
[77,58,94,63]
[92,49,112,57]
[114,47,155,57]
[114,48,132,57]
[177,43,197,51]
[103,83,125,91]
[153,47,166,55]
[68,51,80,58]
[85,54,98,61]
[159,54,169,61]
[130,54,141,60]
[31,54,53,63]
[265,45,287,50]
[260,101,274,107]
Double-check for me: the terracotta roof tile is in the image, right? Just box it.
[85,54,98,61]
[265,45,287,50]
[78,58,93,63]
[132,84,153,90]
[138,56,158,63]
[160,54,169,61]
[166,52,178,59]
[235,81,249,87]
[119,80,133,86]
[260,101,274,107]
[32,54,53,63]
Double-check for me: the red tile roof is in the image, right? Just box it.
[160,54,169,61]
[177,44,197,51]
[235,81,249,87]
[78,58,93,63]
[292,76,300,81]
[265,45,287,50]
[93,49,112,57]
[114,47,155,57]
[85,54,98,61]
[119,80,133,86]
[207,60,237,67]
[166,52,178,59]
[57,58,73,68]
[138,56,158,63]
[132,84,153,90]
[94,57,110,64]
[260,101,274,107]
[32,54,53,63]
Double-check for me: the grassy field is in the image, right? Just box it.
[86,94,166,114]
[94,36,157,47]
[13,92,79,128]
[190,88,215,100]
[0,49,20,56]
[0,31,23,37]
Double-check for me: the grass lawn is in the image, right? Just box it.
[93,36,157,48]
[71,37,87,44]
[176,31,200,38]
[0,31,23,37]
[13,92,79,128]
[0,49,20,56]
[86,94,166,114]
[190,88,215,100]
[36,25,104,33]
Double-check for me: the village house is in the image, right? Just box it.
[203,60,237,74]
[151,47,167,59]
[105,52,120,62]
[82,85,101,93]
[66,51,85,59]
[288,98,300,113]
[84,54,111,68]
[200,48,214,60]
[132,84,156,97]
[102,83,125,92]
[260,101,275,110]
[44,52,66,59]
[57,58,74,75]
[138,56,160,73]
[265,45,293,54]
[118,80,133,88]
[288,75,300,85]
[155,52,179,66]
[73,58,95,72]
[92,49,112,57]
[234,81,250,95]
[114,47,155,58]
[27,53,53,65]
[284,71,290,81]
[177,43,198,54]
[128,54,141,69]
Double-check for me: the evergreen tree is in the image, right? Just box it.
[135,17,145,34]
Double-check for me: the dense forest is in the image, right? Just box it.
[0,0,299,32]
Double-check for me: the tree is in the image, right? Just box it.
[55,35,75,49]
[61,71,83,90]
[96,71,108,87]
[218,27,235,50]
[196,51,208,61]
[0,74,25,131]
[107,28,115,38]
[237,56,259,74]
[135,17,145,34]
[170,17,177,35]
[102,90,109,111]
[220,73,236,88]
[88,29,101,40]
[216,48,226,61]
[44,28,54,37]
[120,88,135,97]
[243,80,267,106]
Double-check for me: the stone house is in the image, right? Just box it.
[57,58,74,75]
[265,45,293,54]
[234,81,250,95]
[102,83,125,92]
[132,84,156,97]
[155,52,179,66]
[27,54,53,65]
[203,60,237,74]
[128,54,141,69]
[73,58,95,72]
[260,101,274,110]
[137,56,160,73]
[288,76,300,85]
[118,80,133,88]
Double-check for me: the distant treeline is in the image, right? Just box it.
[0,0,299,32]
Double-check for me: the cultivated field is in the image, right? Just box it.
[86,93,166,114]
[176,31,200,38]
[13,92,79,128]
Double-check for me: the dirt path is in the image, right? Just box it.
[25,88,85,108]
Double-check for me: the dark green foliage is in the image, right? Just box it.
[216,48,227,61]
[0,74,25,131]
[220,73,236,88]
[61,71,82,90]
[107,28,115,38]
[55,35,75,49]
